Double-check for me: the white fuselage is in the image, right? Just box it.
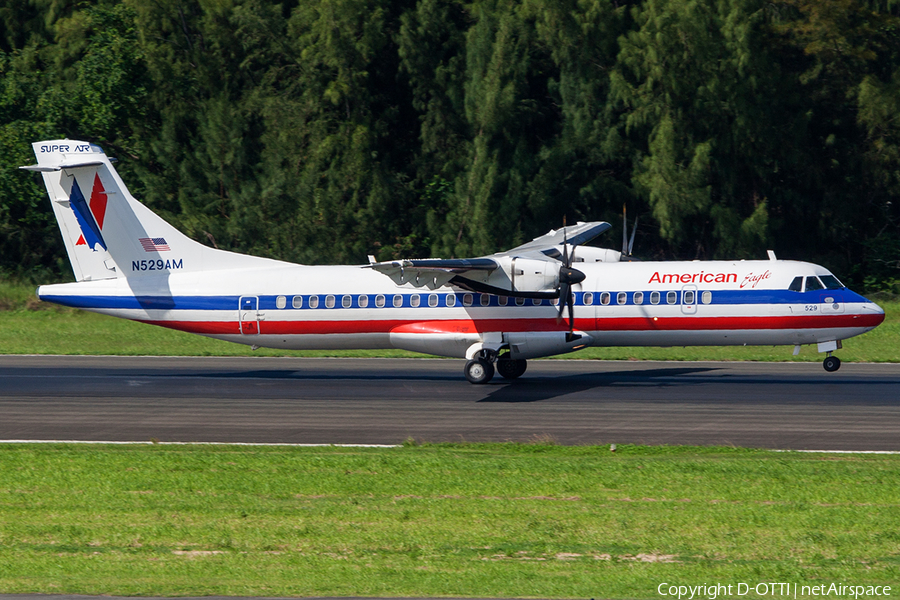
[38,258,885,359]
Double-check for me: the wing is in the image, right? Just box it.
[366,221,611,297]
[505,221,612,257]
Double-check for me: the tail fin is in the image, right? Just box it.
[22,140,287,281]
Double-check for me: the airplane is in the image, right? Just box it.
[22,139,885,383]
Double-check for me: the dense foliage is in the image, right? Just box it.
[1,0,898,290]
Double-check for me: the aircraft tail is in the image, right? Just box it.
[22,140,287,282]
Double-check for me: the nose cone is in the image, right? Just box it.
[871,301,886,326]
[859,300,886,330]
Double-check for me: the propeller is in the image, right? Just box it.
[556,219,586,342]
[621,204,639,260]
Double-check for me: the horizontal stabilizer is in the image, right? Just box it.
[20,161,105,172]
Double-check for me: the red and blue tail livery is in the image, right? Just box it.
[23,139,885,383]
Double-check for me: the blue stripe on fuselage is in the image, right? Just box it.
[38,288,873,311]
[40,295,238,311]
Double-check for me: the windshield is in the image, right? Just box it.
[819,275,844,289]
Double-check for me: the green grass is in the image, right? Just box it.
[0,443,897,598]
[1,280,898,361]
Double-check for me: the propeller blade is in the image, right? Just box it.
[556,282,569,323]
[555,217,585,333]
[627,215,638,256]
[622,204,628,255]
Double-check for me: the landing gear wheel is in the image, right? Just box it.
[496,358,527,380]
[823,355,841,372]
[465,358,495,384]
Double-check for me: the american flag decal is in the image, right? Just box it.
[139,237,171,252]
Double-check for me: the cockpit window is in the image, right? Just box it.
[819,275,844,289]
[788,276,803,292]
[805,276,824,292]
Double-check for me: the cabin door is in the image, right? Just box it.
[239,296,260,334]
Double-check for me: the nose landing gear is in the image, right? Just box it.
[817,340,843,372]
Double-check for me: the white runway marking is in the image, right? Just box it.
[0,440,401,447]
[1,441,898,453]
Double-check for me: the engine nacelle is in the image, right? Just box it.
[454,256,562,297]
[572,246,622,263]
[508,257,560,295]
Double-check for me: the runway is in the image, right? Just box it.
[0,356,898,451]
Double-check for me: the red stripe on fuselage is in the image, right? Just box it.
[139,312,884,336]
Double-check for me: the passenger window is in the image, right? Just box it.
[820,275,844,290]
[617,292,627,305]
[516,297,526,306]
[410,294,420,308]
[667,291,677,304]
[583,292,594,306]
[634,291,644,305]
[532,298,543,306]
[292,295,303,309]
[805,276,824,292]
[550,297,559,306]
[276,295,286,309]
[701,291,712,304]
[325,295,336,308]
[342,295,352,309]
[463,293,473,307]
[650,291,660,305]
[480,294,490,307]
[375,294,385,308]
[428,294,438,307]
[393,294,403,308]
[358,295,369,308]
[446,294,456,307]
[683,290,695,305]
[309,295,320,309]
[600,292,610,306]
[788,276,803,292]
[498,296,508,306]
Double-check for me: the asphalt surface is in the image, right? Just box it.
[0,355,898,450]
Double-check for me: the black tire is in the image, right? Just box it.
[465,358,495,384]
[496,358,527,380]
[823,356,841,372]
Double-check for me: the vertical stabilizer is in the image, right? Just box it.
[22,140,288,282]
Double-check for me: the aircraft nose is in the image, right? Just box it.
[868,301,886,326]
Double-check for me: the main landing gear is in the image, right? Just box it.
[497,357,527,380]
[464,356,494,384]
[823,354,841,372]
[464,352,528,384]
